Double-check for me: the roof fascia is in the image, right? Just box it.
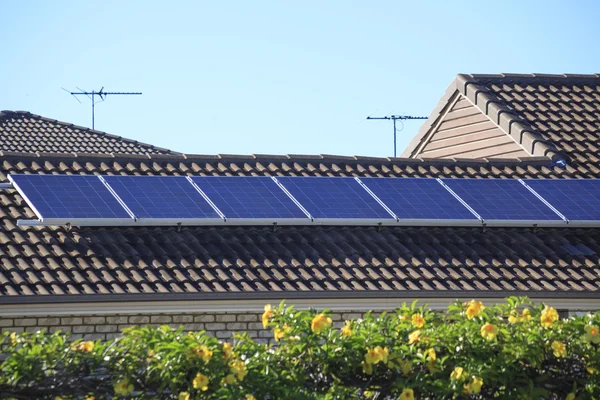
[401,79,462,158]
[1,293,600,316]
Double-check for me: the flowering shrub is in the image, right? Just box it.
[1,297,600,399]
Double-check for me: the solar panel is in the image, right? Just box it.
[360,178,479,221]
[191,176,308,220]
[442,178,563,223]
[9,174,131,221]
[103,176,221,220]
[276,177,394,221]
[524,179,600,222]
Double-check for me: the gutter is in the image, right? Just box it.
[1,291,599,316]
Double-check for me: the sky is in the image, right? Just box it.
[1,1,599,158]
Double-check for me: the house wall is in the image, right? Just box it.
[418,95,530,159]
[0,311,358,345]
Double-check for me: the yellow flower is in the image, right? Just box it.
[262,304,273,328]
[400,359,413,376]
[179,392,190,400]
[463,384,472,395]
[362,361,373,375]
[450,366,464,380]
[566,393,576,400]
[192,373,209,391]
[551,341,566,358]
[86,397,95,400]
[72,341,95,352]
[585,325,600,344]
[311,313,332,333]
[408,330,421,345]
[274,324,291,341]
[426,348,436,360]
[222,342,233,359]
[230,360,247,381]
[193,345,213,363]
[341,322,352,337]
[377,346,389,363]
[114,378,134,396]
[540,305,558,328]
[480,323,498,340]
[426,358,439,373]
[9,332,17,346]
[365,347,382,365]
[465,300,484,319]
[221,374,236,385]
[470,376,483,394]
[399,388,414,400]
[521,308,532,321]
[508,310,520,324]
[411,313,425,328]
[245,395,256,400]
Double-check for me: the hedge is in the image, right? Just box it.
[1,297,599,399]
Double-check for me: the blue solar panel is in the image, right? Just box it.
[442,178,562,221]
[103,176,220,219]
[277,177,393,219]
[524,179,600,221]
[361,178,478,220]
[9,174,131,219]
[191,176,307,219]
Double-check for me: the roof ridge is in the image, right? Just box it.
[0,150,553,168]
[0,110,181,155]
[458,74,571,161]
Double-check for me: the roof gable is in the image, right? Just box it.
[404,73,600,169]
[0,110,179,156]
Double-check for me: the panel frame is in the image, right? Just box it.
[522,178,600,227]
[8,174,135,226]
[357,177,483,227]
[100,175,226,225]
[441,177,567,227]
[190,176,311,225]
[275,176,397,224]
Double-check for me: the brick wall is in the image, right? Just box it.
[0,312,360,345]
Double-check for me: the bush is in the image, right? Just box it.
[1,297,599,399]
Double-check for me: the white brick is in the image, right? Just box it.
[106,316,129,324]
[194,315,215,323]
[128,316,150,324]
[237,314,259,322]
[14,318,37,327]
[216,314,236,322]
[151,315,172,323]
[61,317,83,325]
[205,323,226,331]
[83,317,106,325]
[0,319,14,327]
[96,325,118,333]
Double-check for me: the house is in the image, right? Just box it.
[1,73,599,342]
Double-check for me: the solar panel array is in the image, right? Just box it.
[8,174,600,227]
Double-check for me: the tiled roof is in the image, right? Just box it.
[1,151,600,301]
[404,73,600,176]
[0,110,178,156]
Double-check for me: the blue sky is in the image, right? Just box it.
[1,1,598,157]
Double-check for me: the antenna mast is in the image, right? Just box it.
[367,115,428,157]
[64,87,142,130]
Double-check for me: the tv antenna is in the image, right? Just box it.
[366,115,428,157]
[63,87,142,130]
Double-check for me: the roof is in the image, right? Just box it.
[0,110,178,156]
[404,73,600,176]
[1,82,600,304]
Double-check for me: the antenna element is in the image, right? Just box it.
[64,87,142,130]
[366,115,428,157]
